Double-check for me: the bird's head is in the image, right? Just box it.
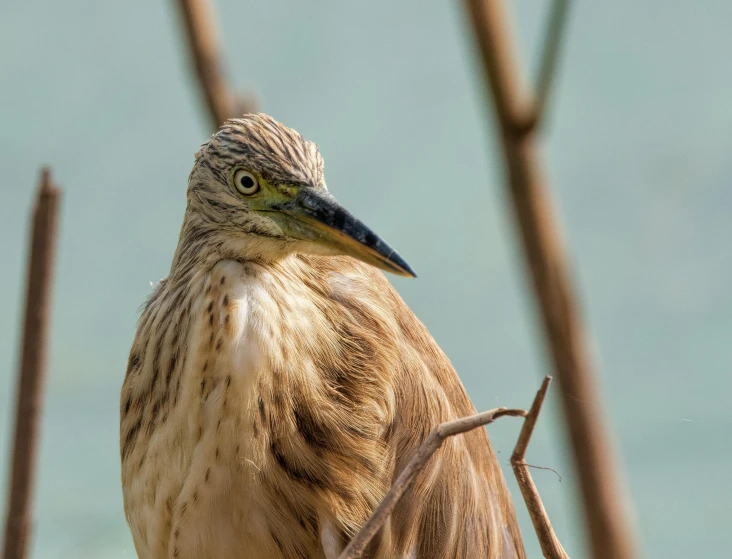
[185,113,415,277]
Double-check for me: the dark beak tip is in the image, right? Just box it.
[390,253,417,278]
[402,264,417,278]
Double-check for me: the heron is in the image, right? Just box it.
[120,113,525,559]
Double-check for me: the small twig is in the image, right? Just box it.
[533,0,571,128]
[526,463,563,482]
[511,376,569,559]
[338,407,527,559]
[2,168,61,559]
[174,0,256,131]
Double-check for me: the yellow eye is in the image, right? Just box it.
[233,169,260,195]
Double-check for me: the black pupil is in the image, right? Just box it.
[240,175,255,189]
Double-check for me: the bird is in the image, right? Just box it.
[120,113,525,559]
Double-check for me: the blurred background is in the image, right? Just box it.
[1,0,731,557]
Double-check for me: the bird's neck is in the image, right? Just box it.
[168,211,224,287]
[168,209,292,290]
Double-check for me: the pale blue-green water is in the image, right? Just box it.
[1,1,730,557]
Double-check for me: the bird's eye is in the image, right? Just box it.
[233,169,260,195]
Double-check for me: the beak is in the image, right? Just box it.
[267,188,416,278]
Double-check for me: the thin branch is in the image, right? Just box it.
[464,0,534,134]
[534,0,572,128]
[2,168,61,559]
[174,0,256,131]
[463,2,637,558]
[511,377,569,559]
[338,407,528,559]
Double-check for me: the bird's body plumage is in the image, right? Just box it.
[121,114,525,558]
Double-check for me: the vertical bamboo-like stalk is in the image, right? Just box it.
[463,1,637,558]
[174,0,256,131]
[2,169,61,559]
